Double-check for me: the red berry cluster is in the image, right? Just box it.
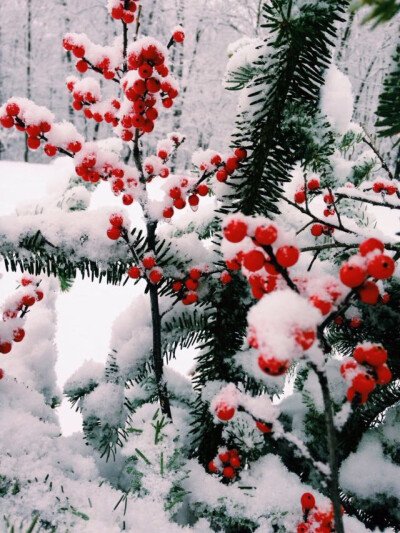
[372,179,398,196]
[66,77,101,112]
[163,179,208,220]
[82,98,121,127]
[128,254,163,284]
[294,177,321,204]
[223,216,299,300]
[339,239,395,305]
[0,276,43,355]
[208,449,241,481]
[75,146,138,203]
[341,343,392,405]
[297,492,343,533]
[171,267,204,306]
[109,0,139,24]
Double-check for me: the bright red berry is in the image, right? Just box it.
[13,328,25,342]
[197,184,209,196]
[310,296,332,315]
[172,281,183,292]
[109,213,124,227]
[149,269,163,284]
[142,256,156,269]
[294,190,306,204]
[376,364,392,384]
[44,144,57,157]
[276,246,299,268]
[128,266,141,279]
[311,224,323,237]
[230,456,241,468]
[223,466,235,479]
[295,329,316,350]
[224,219,247,243]
[22,295,36,307]
[122,194,134,205]
[27,137,40,150]
[367,254,395,280]
[254,224,278,245]
[220,271,232,284]
[301,492,315,510]
[352,373,376,394]
[258,355,289,376]
[234,147,247,160]
[339,263,367,288]
[0,342,12,354]
[216,169,228,182]
[359,281,379,305]
[0,116,14,128]
[208,460,219,473]
[256,420,273,433]
[173,30,185,43]
[307,179,320,191]
[364,345,388,367]
[243,250,265,272]
[107,227,121,240]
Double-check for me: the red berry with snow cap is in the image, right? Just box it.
[276,246,299,268]
[128,266,141,279]
[107,226,121,240]
[359,238,384,257]
[254,224,278,246]
[258,355,289,376]
[295,329,316,350]
[224,219,247,243]
[367,254,395,280]
[173,30,185,43]
[142,256,156,269]
[339,263,367,288]
[216,403,236,421]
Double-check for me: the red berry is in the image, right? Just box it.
[188,194,199,207]
[376,364,392,384]
[35,290,44,302]
[367,254,395,280]
[258,355,289,376]
[225,157,239,174]
[276,246,299,268]
[254,224,278,245]
[172,281,183,292]
[224,219,247,243]
[13,328,25,342]
[146,78,161,93]
[107,227,121,240]
[27,137,40,150]
[122,194,134,205]
[111,6,123,18]
[0,342,12,354]
[163,207,174,219]
[216,403,236,421]
[21,277,32,287]
[68,141,82,153]
[73,45,85,58]
[373,182,385,193]
[142,256,156,269]
[188,268,201,281]
[347,386,368,405]
[311,224,323,237]
[6,102,20,116]
[22,295,36,307]
[138,63,153,79]
[162,97,173,108]
[301,492,315,510]
[149,268,163,284]
[76,60,88,73]
[0,116,14,128]
[230,456,241,468]
[128,266,141,279]
[310,296,332,315]
[173,31,185,43]
[182,292,198,305]
[234,147,247,160]
[295,329,316,350]
[0,369,4,379]
[197,184,209,196]
[216,169,228,182]
[174,198,186,210]
[185,278,198,291]
[208,460,219,473]
[243,250,265,272]
[297,523,309,533]
[26,124,40,137]
[256,420,273,433]
[353,345,367,364]
[294,190,306,204]
[122,11,135,23]
[350,317,362,328]
[109,213,124,227]
[210,154,222,165]
[339,263,367,288]
[359,281,379,305]
[340,360,358,377]
[323,193,334,204]
[223,466,235,479]
[169,187,181,200]
[264,260,279,276]
[307,179,320,191]
[364,345,388,367]
[44,144,57,157]
[219,451,229,463]
[352,373,376,394]
[220,271,232,284]
[359,238,384,257]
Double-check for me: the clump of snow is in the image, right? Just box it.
[320,64,354,135]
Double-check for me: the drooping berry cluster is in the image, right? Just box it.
[297,492,343,533]
[222,215,300,300]
[208,448,241,481]
[0,276,44,356]
[341,343,392,405]
[371,178,398,196]
[108,0,140,24]
[339,238,395,305]
[66,76,101,111]
[170,267,205,306]
[128,253,164,285]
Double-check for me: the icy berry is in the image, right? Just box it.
[13,328,25,342]
[216,403,236,421]
[276,246,299,268]
[359,238,384,257]
[295,329,316,350]
[254,224,278,246]
[107,227,121,240]
[367,254,395,280]
[22,295,36,307]
[258,355,289,376]
[339,263,367,288]
[310,296,332,315]
[44,144,57,157]
[6,102,20,116]
[109,213,124,227]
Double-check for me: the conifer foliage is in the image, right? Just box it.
[0,0,399,532]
